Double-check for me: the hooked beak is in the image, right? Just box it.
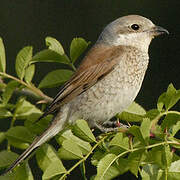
[150,25,169,36]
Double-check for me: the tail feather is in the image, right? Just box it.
[1,111,64,176]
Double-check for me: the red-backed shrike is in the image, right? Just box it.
[3,15,168,175]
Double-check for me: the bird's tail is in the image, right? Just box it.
[2,110,65,176]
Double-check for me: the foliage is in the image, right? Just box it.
[0,37,179,180]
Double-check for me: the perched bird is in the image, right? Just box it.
[2,15,168,175]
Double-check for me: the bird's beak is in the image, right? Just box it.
[150,25,169,36]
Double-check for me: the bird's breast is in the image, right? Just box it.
[69,49,149,125]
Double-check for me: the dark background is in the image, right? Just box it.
[0,0,179,179]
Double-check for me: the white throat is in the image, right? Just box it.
[113,32,152,52]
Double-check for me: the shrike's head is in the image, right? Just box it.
[97,15,169,52]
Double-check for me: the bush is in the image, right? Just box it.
[0,37,179,180]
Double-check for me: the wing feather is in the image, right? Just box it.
[41,44,125,117]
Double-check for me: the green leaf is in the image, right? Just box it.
[36,144,66,173]
[168,89,180,109]
[149,147,164,169]
[165,83,177,110]
[168,137,180,149]
[97,164,121,180]
[70,38,89,63]
[25,113,51,135]
[80,162,87,180]
[109,132,129,150]
[0,132,5,143]
[117,158,129,175]
[157,92,166,111]
[168,160,180,180]
[162,145,172,168]
[168,173,180,180]
[0,151,18,168]
[0,173,14,180]
[14,162,34,180]
[15,98,42,119]
[72,119,96,143]
[38,69,73,89]
[91,150,107,166]
[15,46,33,80]
[95,154,118,180]
[129,125,145,144]
[0,37,6,72]
[145,109,160,120]
[32,49,70,64]
[172,121,180,136]
[140,118,151,143]
[2,81,19,105]
[161,113,180,131]
[158,84,180,111]
[45,37,64,55]
[0,108,12,118]
[58,139,83,160]
[24,64,35,83]
[42,160,67,180]
[6,126,35,149]
[56,130,92,155]
[140,164,163,180]
[0,81,6,90]
[117,101,146,122]
[140,151,152,165]
[128,150,144,177]
[126,101,146,115]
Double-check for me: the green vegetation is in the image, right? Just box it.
[0,37,179,179]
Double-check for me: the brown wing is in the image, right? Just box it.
[41,44,125,117]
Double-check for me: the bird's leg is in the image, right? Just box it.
[115,118,131,128]
[94,120,129,133]
[94,122,119,132]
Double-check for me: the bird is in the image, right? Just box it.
[2,15,168,175]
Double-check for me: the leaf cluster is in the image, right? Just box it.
[0,37,179,180]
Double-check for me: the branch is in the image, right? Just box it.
[151,110,180,131]
[60,135,107,180]
[0,72,53,103]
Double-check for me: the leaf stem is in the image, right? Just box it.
[165,167,168,180]
[7,110,17,151]
[151,110,180,130]
[166,110,180,115]
[69,63,76,71]
[98,140,179,180]
[60,135,107,180]
[0,72,52,102]
[151,112,165,130]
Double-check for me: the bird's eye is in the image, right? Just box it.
[131,24,140,31]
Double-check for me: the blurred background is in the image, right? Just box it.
[0,0,179,179]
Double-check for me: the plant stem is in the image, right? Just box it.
[60,132,179,180]
[0,72,52,102]
[7,112,17,151]
[70,63,76,71]
[151,112,164,131]
[151,110,180,130]
[166,110,180,115]
[60,136,107,180]
[99,140,179,180]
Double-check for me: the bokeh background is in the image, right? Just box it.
[0,0,180,179]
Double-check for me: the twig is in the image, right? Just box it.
[0,72,52,103]
[98,140,180,180]
[60,135,107,180]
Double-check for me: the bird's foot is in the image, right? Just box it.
[94,120,129,133]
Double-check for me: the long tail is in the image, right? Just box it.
[1,110,65,176]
